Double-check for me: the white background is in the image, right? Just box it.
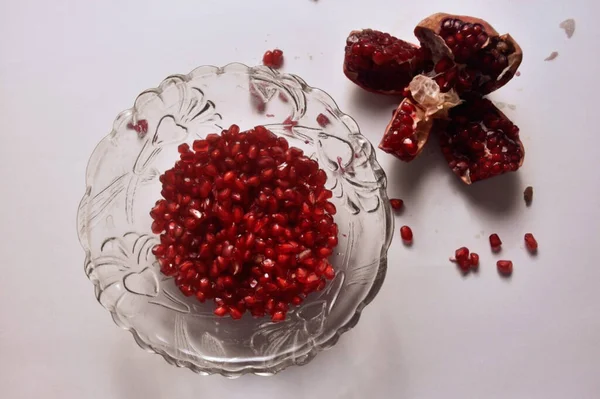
[1,0,599,398]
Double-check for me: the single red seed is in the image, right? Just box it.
[489,233,502,250]
[316,113,330,127]
[455,247,469,261]
[214,306,228,317]
[524,233,538,252]
[400,225,413,243]
[470,253,479,268]
[389,198,403,210]
[271,311,286,322]
[497,260,513,276]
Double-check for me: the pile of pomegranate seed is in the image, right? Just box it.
[150,125,338,322]
[263,49,284,69]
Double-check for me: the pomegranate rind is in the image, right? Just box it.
[414,13,523,95]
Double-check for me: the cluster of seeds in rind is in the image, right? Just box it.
[379,101,419,160]
[344,29,427,93]
[433,18,515,94]
[440,98,523,183]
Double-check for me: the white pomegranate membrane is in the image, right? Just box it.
[150,125,338,322]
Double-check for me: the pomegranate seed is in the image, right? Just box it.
[214,306,228,317]
[316,113,330,127]
[497,260,513,276]
[389,198,403,210]
[489,233,502,251]
[150,125,338,322]
[524,233,538,252]
[263,49,284,69]
[271,311,285,322]
[470,253,479,268]
[400,226,413,243]
[455,246,469,261]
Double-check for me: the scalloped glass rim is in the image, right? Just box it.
[77,62,394,377]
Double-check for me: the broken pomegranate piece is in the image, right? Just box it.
[379,99,432,161]
[439,97,524,184]
[414,13,523,95]
[150,125,338,322]
[343,29,428,95]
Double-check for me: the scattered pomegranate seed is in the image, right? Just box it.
[389,198,404,210]
[316,113,331,127]
[455,246,469,261]
[263,49,284,69]
[497,260,513,276]
[282,116,298,132]
[450,246,471,273]
[150,125,338,322]
[469,253,479,268]
[523,186,533,206]
[524,233,538,252]
[489,233,502,251]
[127,119,149,138]
[400,225,413,243]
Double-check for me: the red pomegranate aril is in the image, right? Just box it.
[400,225,413,243]
[470,253,479,268]
[317,113,331,127]
[497,260,513,276]
[150,125,338,321]
[229,307,243,320]
[524,233,538,252]
[214,306,228,317]
[455,247,469,261]
[489,233,502,251]
[389,198,404,210]
[271,311,285,322]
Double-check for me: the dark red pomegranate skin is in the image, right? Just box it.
[150,125,338,322]
[343,29,429,95]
